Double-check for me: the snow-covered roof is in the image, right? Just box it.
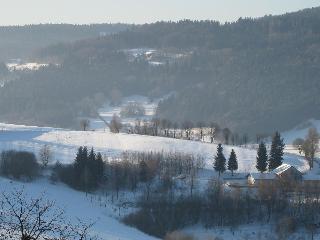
[273,164,293,175]
[249,173,276,180]
[249,164,303,181]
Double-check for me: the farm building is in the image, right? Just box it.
[246,163,320,193]
[247,164,303,187]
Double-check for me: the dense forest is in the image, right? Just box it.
[0,7,320,134]
[0,23,129,61]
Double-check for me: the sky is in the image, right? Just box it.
[1,0,320,25]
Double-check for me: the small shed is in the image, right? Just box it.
[273,164,303,182]
[247,173,276,186]
[247,164,303,187]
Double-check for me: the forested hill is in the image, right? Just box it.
[0,7,320,135]
[0,24,129,61]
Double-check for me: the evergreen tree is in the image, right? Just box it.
[74,146,83,165]
[74,146,91,190]
[71,146,105,191]
[227,149,238,176]
[95,152,105,182]
[214,144,226,177]
[86,148,96,189]
[74,147,84,176]
[139,160,149,182]
[256,142,268,173]
[82,147,88,162]
[88,148,96,162]
[268,132,285,171]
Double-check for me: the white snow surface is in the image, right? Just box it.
[282,119,320,144]
[0,120,309,172]
[6,62,49,71]
[35,130,309,173]
[0,177,157,240]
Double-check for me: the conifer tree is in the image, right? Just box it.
[88,148,95,162]
[82,146,88,162]
[74,146,84,176]
[139,160,149,182]
[86,148,96,189]
[256,142,268,173]
[269,132,285,171]
[72,146,105,191]
[95,152,104,181]
[227,149,238,176]
[214,144,226,177]
[75,146,83,165]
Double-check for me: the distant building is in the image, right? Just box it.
[247,164,303,187]
[273,164,303,182]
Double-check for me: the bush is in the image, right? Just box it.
[276,217,297,240]
[123,195,203,237]
[51,162,75,186]
[0,150,39,180]
[164,231,195,240]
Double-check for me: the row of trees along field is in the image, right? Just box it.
[213,129,319,176]
[126,117,256,145]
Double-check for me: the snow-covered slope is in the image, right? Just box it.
[0,177,157,240]
[35,130,308,173]
[0,120,309,172]
[282,119,320,144]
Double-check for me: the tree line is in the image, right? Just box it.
[52,147,205,199]
[128,118,252,146]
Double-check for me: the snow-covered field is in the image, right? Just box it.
[0,120,310,172]
[35,130,309,173]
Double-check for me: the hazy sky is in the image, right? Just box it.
[1,0,320,25]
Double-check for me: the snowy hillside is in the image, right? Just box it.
[0,121,314,239]
[0,177,157,240]
[282,119,320,144]
[34,130,308,173]
[0,119,310,173]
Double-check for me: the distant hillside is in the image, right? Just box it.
[0,7,320,135]
[0,23,129,61]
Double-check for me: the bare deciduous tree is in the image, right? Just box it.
[0,189,97,240]
[109,114,122,133]
[302,128,320,169]
[80,119,90,131]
